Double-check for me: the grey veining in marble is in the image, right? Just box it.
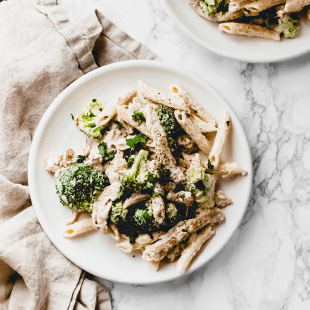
[58,0,310,309]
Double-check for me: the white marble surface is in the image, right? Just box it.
[58,0,310,309]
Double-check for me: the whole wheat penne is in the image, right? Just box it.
[117,106,152,138]
[96,89,137,127]
[169,84,217,126]
[175,110,212,155]
[208,111,231,169]
[233,0,285,16]
[138,81,190,113]
[284,0,310,13]
[219,23,281,41]
[214,190,233,207]
[117,231,165,253]
[214,161,248,178]
[63,218,96,238]
[189,114,217,133]
[177,225,215,274]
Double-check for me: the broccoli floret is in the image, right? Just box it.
[155,104,184,151]
[185,168,214,204]
[76,101,107,140]
[132,112,146,125]
[55,163,109,212]
[276,14,299,39]
[199,0,230,16]
[133,203,157,234]
[110,201,128,224]
[166,203,178,222]
[119,150,156,198]
[156,167,172,185]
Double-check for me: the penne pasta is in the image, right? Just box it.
[214,190,233,207]
[138,81,191,113]
[284,0,310,13]
[189,114,218,133]
[117,105,152,138]
[208,111,231,169]
[96,89,137,127]
[219,23,281,41]
[117,231,165,253]
[169,84,217,126]
[177,225,215,274]
[63,218,96,238]
[233,0,285,16]
[175,110,212,155]
[214,161,248,178]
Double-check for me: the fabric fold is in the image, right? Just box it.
[0,0,157,308]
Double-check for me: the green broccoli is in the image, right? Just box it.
[275,14,299,39]
[185,168,214,204]
[166,203,178,224]
[119,150,156,199]
[110,201,128,224]
[132,112,146,125]
[155,104,185,151]
[133,203,157,234]
[55,163,109,212]
[199,0,230,16]
[156,167,172,185]
[76,101,107,140]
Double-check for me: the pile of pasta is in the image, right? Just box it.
[44,81,247,274]
[190,0,310,41]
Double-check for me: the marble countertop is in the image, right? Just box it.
[58,0,310,309]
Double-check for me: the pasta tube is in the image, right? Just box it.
[177,225,215,274]
[175,110,212,155]
[284,0,310,13]
[219,23,281,41]
[208,111,231,169]
[169,84,217,126]
[96,89,137,127]
[138,81,191,113]
[63,218,96,238]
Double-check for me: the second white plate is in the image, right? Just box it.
[162,0,310,63]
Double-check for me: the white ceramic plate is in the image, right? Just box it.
[162,0,310,63]
[28,60,253,284]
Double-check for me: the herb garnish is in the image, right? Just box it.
[207,159,214,171]
[77,155,87,163]
[126,133,149,149]
[132,112,146,125]
[98,142,116,163]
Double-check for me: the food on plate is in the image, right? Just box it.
[44,81,247,273]
[190,0,308,41]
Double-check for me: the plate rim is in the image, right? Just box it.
[28,59,253,284]
[161,0,310,63]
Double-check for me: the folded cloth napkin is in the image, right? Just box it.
[0,0,156,309]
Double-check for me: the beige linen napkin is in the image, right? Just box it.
[0,0,156,309]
